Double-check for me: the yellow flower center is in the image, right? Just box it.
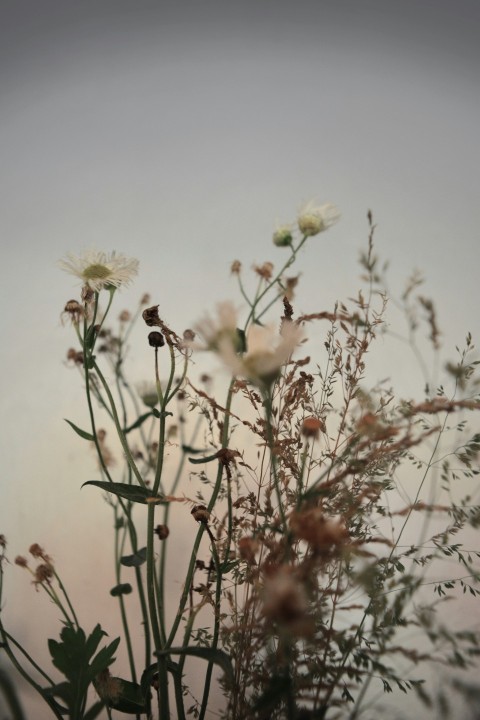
[83,263,112,280]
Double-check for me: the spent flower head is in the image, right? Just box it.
[298,200,340,237]
[59,250,139,292]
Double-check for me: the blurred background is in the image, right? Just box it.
[1,0,479,717]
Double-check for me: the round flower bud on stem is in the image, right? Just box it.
[148,331,165,348]
[273,224,293,247]
[191,505,210,524]
[154,524,170,540]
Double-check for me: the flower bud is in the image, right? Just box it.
[273,224,293,247]
[148,331,165,348]
[191,505,210,524]
[154,524,170,540]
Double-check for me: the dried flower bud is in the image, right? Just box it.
[154,524,170,540]
[15,555,28,567]
[238,536,259,564]
[301,416,325,439]
[191,505,210,524]
[66,348,84,365]
[200,374,211,384]
[143,305,161,327]
[230,259,242,274]
[140,293,151,305]
[119,310,131,323]
[34,563,54,585]
[29,543,46,559]
[81,285,95,304]
[62,299,84,325]
[148,331,165,348]
[254,262,274,280]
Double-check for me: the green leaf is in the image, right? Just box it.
[123,412,154,434]
[108,678,147,713]
[120,548,147,568]
[155,646,234,684]
[83,701,106,720]
[189,452,220,465]
[110,583,133,597]
[64,419,95,442]
[82,481,164,505]
[152,408,173,418]
[88,637,121,678]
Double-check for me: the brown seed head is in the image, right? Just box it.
[15,555,28,567]
[230,259,242,274]
[119,310,131,323]
[140,293,151,305]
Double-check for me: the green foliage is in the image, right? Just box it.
[46,624,119,720]
[82,481,164,504]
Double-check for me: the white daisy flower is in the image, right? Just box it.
[59,249,139,291]
[193,301,241,352]
[297,200,340,237]
[218,320,304,387]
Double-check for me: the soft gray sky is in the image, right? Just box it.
[1,1,479,717]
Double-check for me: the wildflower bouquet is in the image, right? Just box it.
[1,202,480,719]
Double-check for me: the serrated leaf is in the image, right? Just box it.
[110,583,133,597]
[64,419,95,441]
[120,547,147,567]
[82,481,164,505]
[89,637,120,678]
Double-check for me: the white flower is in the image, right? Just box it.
[218,321,303,387]
[193,301,241,352]
[297,200,340,237]
[58,249,139,291]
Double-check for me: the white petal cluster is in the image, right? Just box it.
[297,201,341,237]
[193,301,240,352]
[59,250,139,291]
[218,321,303,387]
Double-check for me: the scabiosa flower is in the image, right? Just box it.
[58,250,139,292]
[218,321,304,387]
[297,200,340,237]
